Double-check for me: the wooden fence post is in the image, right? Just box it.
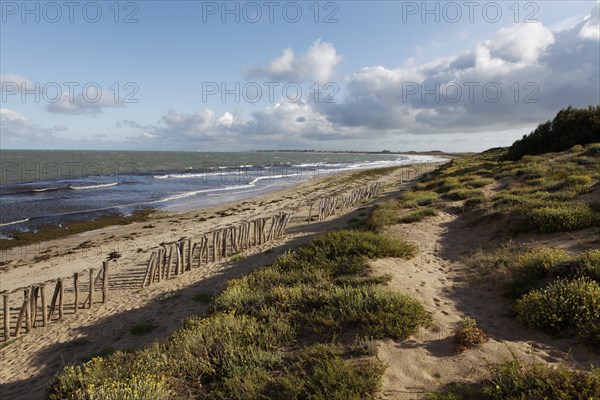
[47,280,60,321]
[187,239,192,271]
[164,245,171,278]
[87,270,94,309]
[73,272,79,314]
[40,283,47,326]
[24,288,31,333]
[58,279,64,318]
[30,286,36,328]
[15,292,27,336]
[143,253,154,287]
[3,294,9,341]
[102,261,109,303]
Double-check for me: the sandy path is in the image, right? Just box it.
[0,164,441,400]
[373,207,600,399]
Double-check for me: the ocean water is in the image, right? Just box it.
[0,150,444,236]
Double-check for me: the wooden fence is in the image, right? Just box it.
[1,173,409,342]
[308,182,383,222]
[1,261,109,342]
[142,212,291,288]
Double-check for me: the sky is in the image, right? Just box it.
[1,0,599,152]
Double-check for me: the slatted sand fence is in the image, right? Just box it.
[0,212,292,341]
[307,162,442,223]
[1,261,110,342]
[142,212,292,288]
[307,181,384,222]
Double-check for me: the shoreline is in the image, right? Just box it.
[0,162,443,399]
[0,163,444,292]
[0,154,447,238]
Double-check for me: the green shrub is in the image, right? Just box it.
[463,177,495,188]
[269,344,385,399]
[581,250,600,281]
[562,249,600,283]
[558,175,593,194]
[515,277,600,340]
[49,229,431,399]
[445,189,485,201]
[562,174,592,188]
[486,358,600,399]
[519,248,570,278]
[51,361,172,400]
[464,197,485,209]
[399,207,438,223]
[440,178,463,192]
[401,191,440,207]
[577,156,597,166]
[526,203,598,232]
[585,143,600,157]
[297,230,418,263]
[506,248,570,297]
[365,200,399,231]
[492,193,545,210]
[427,358,600,400]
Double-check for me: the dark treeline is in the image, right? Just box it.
[505,105,600,160]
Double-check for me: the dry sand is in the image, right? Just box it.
[373,203,600,399]
[0,165,438,400]
[1,162,598,400]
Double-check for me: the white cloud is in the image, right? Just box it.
[579,3,599,40]
[116,5,599,150]
[1,74,126,116]
[0,74,33,91]
[46,90,124,116]
[487,23,555,64]
[248,39,342,82]
[0,108,64,141]
[315,6,598,136]
[118,108,251,145]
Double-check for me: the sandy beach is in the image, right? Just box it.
[0,163,442,399]
[2,159,598,400]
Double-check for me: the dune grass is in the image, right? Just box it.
[365,200,400,231]
[399,207,438,223]
[48,229,428,399]
[427,356,600,400]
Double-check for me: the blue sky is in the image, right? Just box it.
[1,1,599,151]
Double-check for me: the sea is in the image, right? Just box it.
[0,150,446,238]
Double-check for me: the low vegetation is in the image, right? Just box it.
[48,230,429,399]
[515,277,600,343]
[427,357,600,399]
[365,200,400,231]
[466,245,600,347]
[453,317,488,352]
[399,207,438,223]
